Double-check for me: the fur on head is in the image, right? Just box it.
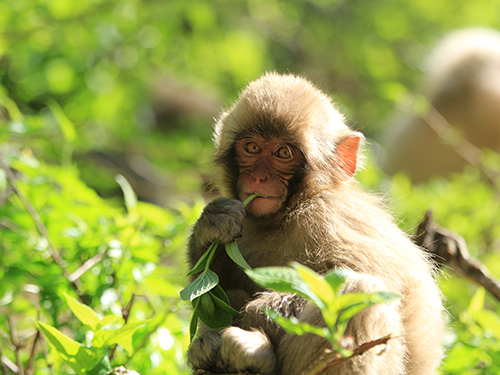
[212,72,364,197]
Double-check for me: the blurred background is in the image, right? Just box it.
[2,0,500,374]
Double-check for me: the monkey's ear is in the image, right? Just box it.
[337,134,363,178]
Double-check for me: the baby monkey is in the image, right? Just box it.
[187,73,444,375]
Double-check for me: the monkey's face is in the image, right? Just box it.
[235,136,302,217]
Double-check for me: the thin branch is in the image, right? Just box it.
[7,317,24,375]
[25,331,40,375]
[416,210,500,302]
[0,335,12,375]
[305,335,393,375]
[0,151,82,296]
[109,294,137,360]
[68,253,104,282]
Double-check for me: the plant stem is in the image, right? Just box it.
[242,193,260,207]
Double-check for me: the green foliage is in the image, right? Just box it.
[0,109,197,373]
[35,293,143,374]
[247,263,399,359]
[2,0,500,373]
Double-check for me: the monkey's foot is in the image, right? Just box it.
[218,327,276,375]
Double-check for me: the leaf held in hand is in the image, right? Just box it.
[180,269,219,301]
[225,241,252,270]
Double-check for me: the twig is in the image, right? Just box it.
[37,332,53,375]
[416,210,500,302]
[109,294,137,360]
[7,316,24,375]
[305,335,392,375]
[68,252,104,282]
[0,151,83,297]
[25,330,40,375]
[0,335,12,375]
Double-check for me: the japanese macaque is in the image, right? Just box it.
[381,28,500,182]
[187,73,444,375]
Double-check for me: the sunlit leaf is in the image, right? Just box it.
[36,321,95,374]
[92,320,147,354]
[475,310,500,340]
[36,321,81,357]
[293,263,335,306]
[324,268,358,292]
[468,287,485,315]
[64,292,101,331]
[336,291,400,325]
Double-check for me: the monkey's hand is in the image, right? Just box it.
[190,198,246,252]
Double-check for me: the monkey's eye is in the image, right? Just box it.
[276,146,293,159]
[245,142,261,154]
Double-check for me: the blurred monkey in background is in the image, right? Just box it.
[381,28,500,182]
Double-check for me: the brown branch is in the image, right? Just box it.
[7,316,24,375]
[416,210,500,302]
[25,330,40,375]
[0,151,83,297]
[0,334,12,375]
[305,335,393,375]
[68,253,104,282]
[109,294,137,361]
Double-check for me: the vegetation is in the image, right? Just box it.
[1,0,500,373]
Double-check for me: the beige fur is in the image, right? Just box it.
[382,28,500,182]
[187,73,444,374]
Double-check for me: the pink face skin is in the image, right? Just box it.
[235,136,302,217]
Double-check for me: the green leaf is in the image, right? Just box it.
[180,269,219,301]
[47,99,76,143]
[92,320,147,354]
[87,355,112,375]
[36,321,81,357]
[36,321,95,374]
[475,310,500,340]
[211,291,241,317]
[266,309,329,339]
[187,242,218,276]
[115,174,137,213]
[196,292,234,330]
[225,241,252,270]
[294,263,335,306]
[245,266,323,308]
[190,298,201,341]
[64,292,101,331]
[210,284,231,305]
[469,287,485,315]
[335,291,400,326]
[0,91,24,122]
[324,268,358,292]
[97,315,122,330]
